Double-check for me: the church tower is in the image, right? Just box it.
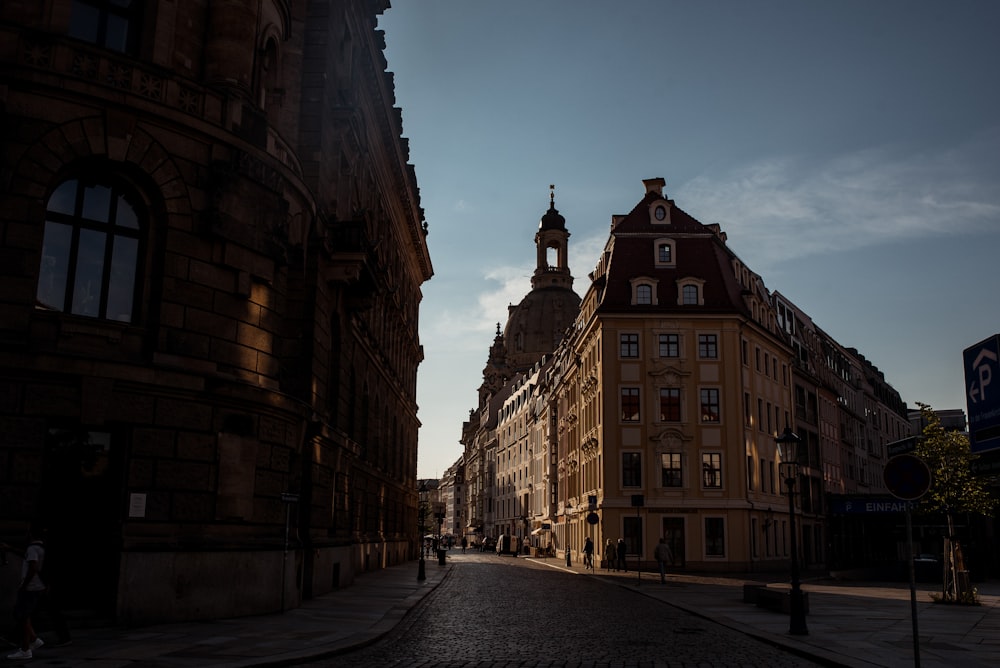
[502,185,582,373]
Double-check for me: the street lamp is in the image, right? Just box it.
[434,502,446,565]
[565,504,573,567]
[775,427,808,636]
[417,481,428,581]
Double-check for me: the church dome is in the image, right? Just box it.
[503,285,581,372]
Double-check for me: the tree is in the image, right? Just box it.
[913,404,996,602]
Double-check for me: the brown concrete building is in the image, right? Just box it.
[0,0,431,624]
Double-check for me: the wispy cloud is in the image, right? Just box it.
[677,129,1000,271]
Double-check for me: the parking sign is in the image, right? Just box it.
[964,334,1000,454]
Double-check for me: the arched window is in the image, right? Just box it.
[36,177,145,323]
[676,277,706,306]
[636,284,653,305]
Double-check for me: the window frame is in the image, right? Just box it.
[68,0,144,55]
[660,452,683,488]
[619,333,639,358]
[700,387,721,423]
[658,333,680,358]
[620,387,640,422]
[702,452,722,489]
[698,333,718,359]
[659,387,681,422]
[704,517,725,557]
[36,175,146,324]
[622,452,642,488]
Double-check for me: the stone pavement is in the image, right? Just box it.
[5,550,998,667]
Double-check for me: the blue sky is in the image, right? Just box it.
[378,1,1000,478]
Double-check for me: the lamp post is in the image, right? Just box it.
[776,427,809,636]
[417,481,428,581]
[433,502,446,565]
[565,504,573,567]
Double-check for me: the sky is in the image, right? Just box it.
[377,1,1000,479]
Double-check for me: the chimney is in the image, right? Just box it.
[642,177,666,196]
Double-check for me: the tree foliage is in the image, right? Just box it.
[913,403,995,517]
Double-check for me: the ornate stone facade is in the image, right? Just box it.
[0,0,431,624]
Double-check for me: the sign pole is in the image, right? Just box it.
[883,454,930,668]
[906,503,920,668]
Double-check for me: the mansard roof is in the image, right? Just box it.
[594,190,751,317]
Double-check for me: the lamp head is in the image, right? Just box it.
[775,427,801,463]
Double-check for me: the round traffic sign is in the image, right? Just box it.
[883,454,931,501]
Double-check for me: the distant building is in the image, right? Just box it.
[461,188,581,544]
[464,178,912,574]
[0,0,431,624]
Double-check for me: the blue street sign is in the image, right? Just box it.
[964,334,1000,454]
[883,454,931,502]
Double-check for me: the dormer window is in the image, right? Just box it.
[649,200,671,224]
[677,277,706,306]
[630,277,659,306]
[654,238,676,267]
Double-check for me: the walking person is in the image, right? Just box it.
[616,538,628,572]
[5,525,47,660]
[654,537,674,584]
[460,536,467,553]
[583,537,595,570]
[604,538,615,571]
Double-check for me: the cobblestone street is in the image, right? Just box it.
[317,552,823,667]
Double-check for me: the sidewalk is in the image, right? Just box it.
[6,551,999,667]
[537,556,1000,668]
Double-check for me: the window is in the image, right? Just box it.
[68,0,143,54]
[747,455,755,490]
[702,453,722,488]
[705,517,725,556]
[660,453,682,487]
[658,243,671,263]
[700,388,720,422]
[621,388,640,422]
[622,452,642,487]
[636,284,653,305]
[698,334,718,359]
[659,388,680,421]
[682,284,698,304]
[620,333,639,358]
[623,516,643,555]
[658,333,679,358]
[36,177,144,322]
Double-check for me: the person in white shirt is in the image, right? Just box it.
[5,525,47,660]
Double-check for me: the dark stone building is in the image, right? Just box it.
[0,0,432,624]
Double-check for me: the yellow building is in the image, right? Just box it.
[556,178,795,572]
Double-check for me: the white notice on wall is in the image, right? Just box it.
[129,492,147,518]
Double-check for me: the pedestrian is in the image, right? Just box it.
[461,536,467,553]
[616,538,628,572]
[654,537,673,584]
[604,538,615,571]
[5,525,47,660]
[583,537,594,570]
[36,527,71,647]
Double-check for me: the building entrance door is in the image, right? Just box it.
[39,426,123,619]
[662,517,685,568]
